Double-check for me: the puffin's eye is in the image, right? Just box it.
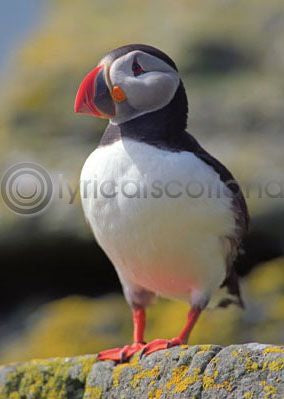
[132,59,145,76]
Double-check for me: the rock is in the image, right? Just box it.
[0,344,283,398]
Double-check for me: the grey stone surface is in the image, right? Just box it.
[0,344,283,398]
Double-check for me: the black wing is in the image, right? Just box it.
[183,133,249,307]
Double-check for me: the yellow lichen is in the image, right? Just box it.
[79,356,96,379]
[166,365,201,394]
[198,344,213,352]
[263,346,284,354]
[266,359,284,372]
[166,365,189,390]
[264,384,277,398]
[166,364,233,394]
[84,386,103,399]
[245,359,260,372]
[202,375,215,389]
[112,363,131,388]
[202,374,232,392]
[178,348,191,360]
[129,353,142,368]
[148,387,163,399]
[0,356,98,399]
[213,369,219,378]
[210,356,220,365]
[243,392,253,399]
[174,368,201,394]
[260,379,278,398]
[112,352,149,388]
[131,365,160,388]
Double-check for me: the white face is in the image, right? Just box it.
[106,50,180,124]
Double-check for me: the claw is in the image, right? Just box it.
[98,342,145,362]
[141,337,183,357]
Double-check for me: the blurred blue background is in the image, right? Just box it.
[0,1,45,68]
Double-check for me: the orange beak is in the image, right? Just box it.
[74,65,116,118]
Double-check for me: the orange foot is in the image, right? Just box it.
[141,337,183,356]
[98,342,145,362]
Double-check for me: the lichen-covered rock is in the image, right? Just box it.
[0,344,283,399]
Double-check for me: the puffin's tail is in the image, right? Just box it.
[208,270,244,309]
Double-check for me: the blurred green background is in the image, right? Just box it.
[0,0,283,364]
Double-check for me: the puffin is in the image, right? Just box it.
[74,44,249,362]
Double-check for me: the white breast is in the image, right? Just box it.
[80,138,236,303]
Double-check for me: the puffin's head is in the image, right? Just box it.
[74,44,183,125]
